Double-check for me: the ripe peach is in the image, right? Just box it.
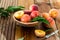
[24,10,32,15]
[14,11,24,19]
[35,30,46,37]
[42,13,55,28]
[42,13,50,19]
[29,4,38,11]
[49,9,58,18]
[46,17,55,28]
[30,11,39,18]
[21,14,31,22]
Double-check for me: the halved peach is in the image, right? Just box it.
[14,11,24,19]
[35,29,46,37]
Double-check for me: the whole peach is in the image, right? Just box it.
[46,17,55,28]
[21,14,31,22]
[29,4,38,11]
[49,9,58,18]
[30,11,39,18]
[42,13,50,19]
[24,10,32,15]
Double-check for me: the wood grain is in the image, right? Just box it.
[0,0,17,40]
[0,0,60,40]
[15,0,60,40]
[17,0,34,9]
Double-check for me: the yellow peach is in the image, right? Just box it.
[49,9,58,18]
[14,11,24,19]
[35,30,46,37]
[42,13,50,19]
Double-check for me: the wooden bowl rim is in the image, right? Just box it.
[13,14,38,25]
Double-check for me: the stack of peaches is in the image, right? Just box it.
[13,4,58,37]
[14,4,39,22]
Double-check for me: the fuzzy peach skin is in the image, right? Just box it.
[29,4,38,11]
[42,13,55,28]
[30,11,39,18]
[24,10,32,15]
[49,9,58,18]
[46,17,55,27]
[42,13,50,19]
[21,14,31,22]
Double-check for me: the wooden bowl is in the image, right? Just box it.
[13,14,39,27]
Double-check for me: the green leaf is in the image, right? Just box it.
[0,6,24,17]
[0,8,4,13]
[18,37,24,40]
[6,6,25,12]
[31,16,49,24]
[45,28,53,32]
[0,11,9,17]
[0,8,9,17]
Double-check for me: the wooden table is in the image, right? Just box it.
[0,0,60,40]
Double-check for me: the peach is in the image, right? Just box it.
[29,4,38,11]
[42,13,55,28]
[49,9,58,18]
[30,11,39,18]
[14,11,24,19]
[24,10,31,15]
[46,17,55,28]
[21,14,31,22]
[35,30,46,37]
[42,13,50,19]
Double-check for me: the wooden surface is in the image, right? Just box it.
[16,0,60,40]
[0,0,17,40]
[0,0,60,40]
